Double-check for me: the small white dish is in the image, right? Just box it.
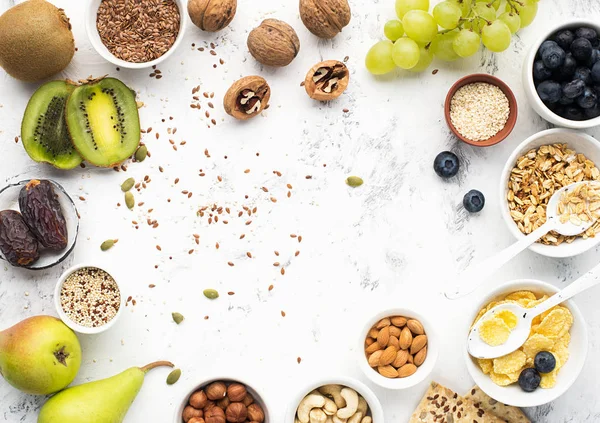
[358,307,438,390]
[85,0,187,69]
[464,279,588,408]
[173,377,272,423]
[500,128,600,258]
[54,263,125,335]
[522,19,600,129]
[285,376,384,423]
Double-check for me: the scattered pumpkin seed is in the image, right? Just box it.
[203,289,219,300]
[346,176,363,187]
[166,368,181,385]
[125,191,135,209]
[172,312,184,324]
[121,177,135,192]
[100,239,115,251]
[135,146,148,162]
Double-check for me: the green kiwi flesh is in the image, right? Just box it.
[21,80,82,170]
[66,77,140,167]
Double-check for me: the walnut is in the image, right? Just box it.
[247,19,300,67]
[225,403,247,423]
[299,0,351,39]
[223,76,271,120]
[246,403,265,422]
[206,382,227,400]
[204,405,226,423]
[187,0,237,32]
[227,383,247,402]
[304,60,349,101]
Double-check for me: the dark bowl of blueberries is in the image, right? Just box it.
[524,20,600,128]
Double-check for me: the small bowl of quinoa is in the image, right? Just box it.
[54,264,124,334]
[445,74,518,147]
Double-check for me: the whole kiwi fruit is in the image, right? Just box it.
[0,0,75,82]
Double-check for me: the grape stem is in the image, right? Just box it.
[505,0,524,13]
[437,9,491,35]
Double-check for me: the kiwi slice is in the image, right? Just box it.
[66,77,140,167]
[21,80,83,170]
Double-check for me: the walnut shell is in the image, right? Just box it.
[304,60,349,101]
[223,76,271,120]
[188,0,237,32]
[299,0,351,39]
[247,19,300,67]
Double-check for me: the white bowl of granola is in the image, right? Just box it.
[500,128,600,258]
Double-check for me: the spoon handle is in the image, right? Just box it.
[445,222,554,300]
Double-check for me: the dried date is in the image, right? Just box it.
[19,180,68,250]
[0,210,40,267]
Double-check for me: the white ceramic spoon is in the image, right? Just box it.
[468,261,600,359]
[445,181,600,300]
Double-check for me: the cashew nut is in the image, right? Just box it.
[361,418,372,423]
[318,385,346,408]
[323,397,338,416]
[297,394,327,423]
[336,388,359,419]
[348,412,364,423]
[332,417,348,423]
[357,396,368,416]
[325,417,334,423]
[310,408,328,423]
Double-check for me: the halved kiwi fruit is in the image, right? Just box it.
[66,77,140,167]
[21,80,82,170]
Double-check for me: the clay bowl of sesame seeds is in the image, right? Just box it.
[444,74,518,147]
[54,264,125,335]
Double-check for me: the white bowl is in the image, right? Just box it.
[358,308,438,390]
[285,377,384,423]
[522,19,600,129]
[500,128,600,258]
[54,263,125,335]
[85,0,187,69]
[464,279,588,408]
[173,377,272,423]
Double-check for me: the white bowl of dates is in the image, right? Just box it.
[523,19,600,128]
[175,378,271,423]
[0,179,78,270]
[55,264,124,335]
[465,279,588,408]
[285,377,384,423]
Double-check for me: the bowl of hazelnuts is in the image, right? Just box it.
[175,378,270,423]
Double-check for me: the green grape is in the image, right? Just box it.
[465,3,497,33]
[402,10,438,43]
[365,41,396,75]
[476,0,500,10]
[433,1,462,30]
[384,20,405,41]
[505,0,537,28]
[499,11,521,34]
[481,20,512,52]
[395,0,429,18]
[408,45,434,72]
[452,29,481,58]
[449,0,473,18]
[431,31,460,61]
[392,37,420,69]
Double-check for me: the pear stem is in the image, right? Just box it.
[140,361,174,373]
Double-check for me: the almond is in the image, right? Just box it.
[407,354,414,364]
[379,346,398,366]
[377,365,398,378]
[399,326,413,350]
[376,318,391,329]
[407,319,424,335]
[397,363,417,378]
[368,327,379,339]
[391,316,407,327]
[414,346,427,367]
[410,335,427,355]
[365,337,375,347]
[376,326,390,347]
[388,335,400,350]
[365,341,381,354]
[388,325,401,338]
[368,350,383,367]
[392,349,409,368]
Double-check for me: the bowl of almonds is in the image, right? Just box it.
[359,308,438,389]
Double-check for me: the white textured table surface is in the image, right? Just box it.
[1,0,600,422]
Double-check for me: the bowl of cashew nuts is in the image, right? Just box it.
[285,377,384,423]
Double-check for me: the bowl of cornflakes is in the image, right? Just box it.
[464,279,588,407]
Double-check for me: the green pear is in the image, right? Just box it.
[38,360,174,423]
[0,315,81,395]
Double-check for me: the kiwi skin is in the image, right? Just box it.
[0,0,75,82]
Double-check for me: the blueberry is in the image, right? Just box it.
[559,93,575,105]
[563,106,585,121]
[518,368,541,392]
[585,104,600,119]
[537,80,562,103]
[562,79,586,99]
[574,67,592,84]
[571,38,593,62]
[553,53,577,81]
[554,29,575,50]
[434,151,460,178]
[534,351,557,374]
[592,61,600,82]
[533,60,553,81]
[463,190,485,213]
[542,45,566,69]
[537,40,558,59]
[575,27,598,43]
[585,49,600,67]
[577,87,597,108]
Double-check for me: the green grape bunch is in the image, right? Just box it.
[365,0,539,75]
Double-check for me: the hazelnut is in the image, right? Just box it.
[304,60,349,101]
[216,396,231,410]
[205,405,226,423]
[206,382,227,400]
[299,0,351,39]
[225,403,247,423]
[190,390,209,409]
[189,418,206,423]
[242,393,254,407]
[227,383,247,402]
[247,403,265,422]
[247,19,300,67]
[187,0,237,32]
[183,405,204,422]
[223,76,271,120]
